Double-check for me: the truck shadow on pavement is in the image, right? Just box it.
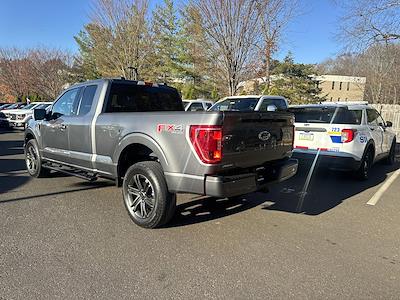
[263,160,400,215]
[168,160,400,227]
[168,195,268,227]
[0,138,31,195]
[0,181,114,204]
[0,137,69,196]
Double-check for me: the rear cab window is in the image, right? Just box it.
[105,82,184,112]
[289,106,362,125]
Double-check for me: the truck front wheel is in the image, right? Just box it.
[122,161,176,228]
[25,139,50,178]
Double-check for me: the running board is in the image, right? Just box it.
[43,163,98,182]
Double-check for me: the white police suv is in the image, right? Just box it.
[289,102,397,179]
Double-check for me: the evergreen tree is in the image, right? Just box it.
[263,53,323,104]
[152,0,181,82]
[177,4,215,99]
[74,27,101,80]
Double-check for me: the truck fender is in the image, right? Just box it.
[112,133,169,172]
[24,128,40,147]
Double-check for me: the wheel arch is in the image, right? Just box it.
[113,133,169,186]
[364,139,376,160]
[24,129,39,145]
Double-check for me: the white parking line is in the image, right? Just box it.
[367,168,400,206]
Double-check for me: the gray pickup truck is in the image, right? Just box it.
[25,78,298,228]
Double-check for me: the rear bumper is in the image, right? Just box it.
[292,151,361,171]
[165,159,298,198]
[204,159,298,198]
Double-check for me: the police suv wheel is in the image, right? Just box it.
[384,140,396,165]
[356,149,373,180]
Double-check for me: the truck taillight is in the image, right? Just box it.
[341,129,355,143]
[190,125,222,164]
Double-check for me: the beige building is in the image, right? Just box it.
[313,75,366,102]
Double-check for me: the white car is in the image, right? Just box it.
[289,102,397,179]
[209,95,288,112]
[183,99,213,111]
[5,102,53,128]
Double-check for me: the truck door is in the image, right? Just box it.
[366,109,384,157]
[67,85,98,169]
[41,87,82,163]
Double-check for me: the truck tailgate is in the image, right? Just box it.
[221,112,294,168]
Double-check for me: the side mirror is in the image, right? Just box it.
[33,108,46,121]
[386,121,393,127]
[267,104,277,112]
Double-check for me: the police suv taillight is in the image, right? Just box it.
[189,125,222,164]
[341,129,356,143]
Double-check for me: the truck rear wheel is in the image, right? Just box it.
[122,161,176,228]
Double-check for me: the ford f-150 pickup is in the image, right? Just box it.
[25,78,298,228]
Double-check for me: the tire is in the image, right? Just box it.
[356,148,373,180]
[384,140,396,165]
[122,161,176,229]
[25,139,50,178]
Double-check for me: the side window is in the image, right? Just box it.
[367,109,379,126]
[205,103,212,109]
[52,88,81,118]
[77,85,97,116]
[188,103,204,111]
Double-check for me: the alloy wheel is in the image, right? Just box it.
[126,174,155,219]
[26,144,38,174]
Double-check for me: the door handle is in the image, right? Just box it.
[369,127,375,131]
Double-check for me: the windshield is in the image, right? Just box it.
[22,104,36,110]
[182,101,190,108]
[210,97,259,111]
[35,104,51,109]
[289,107,362,125]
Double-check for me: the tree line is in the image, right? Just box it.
[0,47,74,102]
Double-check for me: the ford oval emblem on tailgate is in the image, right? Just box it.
[258,131,271,141]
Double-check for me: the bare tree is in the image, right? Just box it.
[0,48,30,100]
[317,44,400,104]
[256,0,300,90]
[337,0,400,49]
[87,0,151,79]
[192,0,260,95]
[27,48,74,99]
[359,44,399,104]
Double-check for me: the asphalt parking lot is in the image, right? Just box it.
[1,129,400,299]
